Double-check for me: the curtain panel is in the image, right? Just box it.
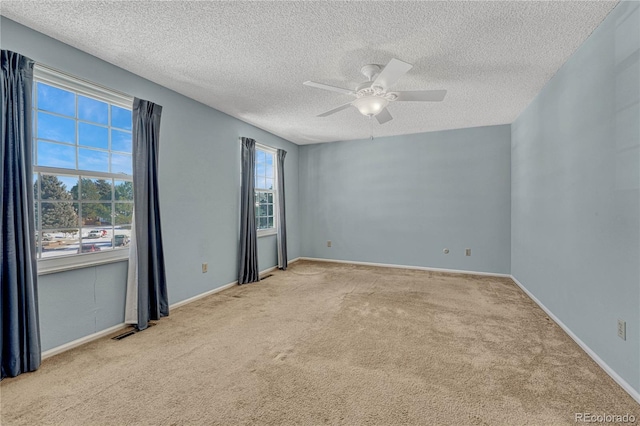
[238,137,259,284]
[1,50,41,379]
[126,98,168,331]
[276,149,288,270]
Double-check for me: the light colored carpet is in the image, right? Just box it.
[1,260,638,425]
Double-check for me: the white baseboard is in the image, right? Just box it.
[510,275,640,405]
[42,259,302,359]
[42,323,128,360]
[298,257,511,278]
[169,280,238,310]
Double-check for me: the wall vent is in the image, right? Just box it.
[112,323,156,341]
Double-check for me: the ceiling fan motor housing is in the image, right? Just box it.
[360,64,381,81]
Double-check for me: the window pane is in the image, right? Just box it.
[265,153,273,166]
[115,180,133,200]
[33,176,39,200]
[111,106,132,130]
[79,225,112,252]
[268,205,273,216]
[114,203,133,225]
[258,204,268,216]
[37,141,76,169]
[78,241,106,254]
[79,122,108,149]
[265,178,274,190]
[79,148,108,172]
[82,226,111,242]
[112,130,132,152]
[268,216,274,228]
[79,178,112,200]
[37,112,75,144]
[257,192,268,203]
[111,153,132,175]
[254,175,261,189]
[37,175,77,200]
[258,217,267,229]
[37,83,75,117]
[267,193,273,203]
[81,202,112,226]
[40,201,78,229]
[78,95,108,125]
[34,201,39,229]
[256,162,265,177]
[113,231,131,248]
[257,150,266,165]
[40,229,80,259]
[265,164,273,179]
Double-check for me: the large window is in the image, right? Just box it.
[255,145,277,236]
[32,66,134,269]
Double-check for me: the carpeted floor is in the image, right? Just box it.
[1,260,638,425]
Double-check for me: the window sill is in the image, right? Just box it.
[257,228,277,238]
[38,249,130,275]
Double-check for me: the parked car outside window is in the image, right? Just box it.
[87,230,107,238]
[78,243,101,254]
[115,234,130,247]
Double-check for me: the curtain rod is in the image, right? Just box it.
[239,137,278,152]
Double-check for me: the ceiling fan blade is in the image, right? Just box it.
[395,90,447,102]
[375,108,393,124]
[317,102,353,117]
[372,58,413,89]
[303,81,355,96]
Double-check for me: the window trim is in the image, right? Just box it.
[254,143,278,238]
[33,64,134,275]
[35,64,133,109]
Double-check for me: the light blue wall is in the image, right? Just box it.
[511,1,640,392]
[38,263,128,351]
[299,125,512,274]
[1,17,300,351]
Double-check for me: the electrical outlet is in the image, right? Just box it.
[327,241,332,247]
[465,248,471,256]
[202,263,208,273]
[618,319,626,340]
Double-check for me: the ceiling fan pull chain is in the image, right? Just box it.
[369,116,374,140]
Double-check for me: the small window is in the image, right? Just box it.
[32,65,134,271]
[255,145,277,236]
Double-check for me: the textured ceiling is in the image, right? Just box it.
[1,1,618,145]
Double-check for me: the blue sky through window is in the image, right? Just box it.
[35,82,132,175]
[111,154,133,175]
[37,141,75,168]
[112,130,132,152]
[37,83,75,117]
[38,112,75,144]
[78,148,109,172]
[79,122,108,149]
[78,95,108,125]
[111,106,132,130]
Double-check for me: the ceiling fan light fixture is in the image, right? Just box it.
[352,96,389,117]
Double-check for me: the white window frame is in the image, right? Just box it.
[255,143,278,237]
[33,65,134,275]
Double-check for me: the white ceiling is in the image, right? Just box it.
[1,1,618,145]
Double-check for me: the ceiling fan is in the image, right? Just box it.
[303,58,446,124]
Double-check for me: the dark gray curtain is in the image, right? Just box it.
[1,50,41,379]
[132,98,168,330]
[276,149,288,270]
[238,137,259,284]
